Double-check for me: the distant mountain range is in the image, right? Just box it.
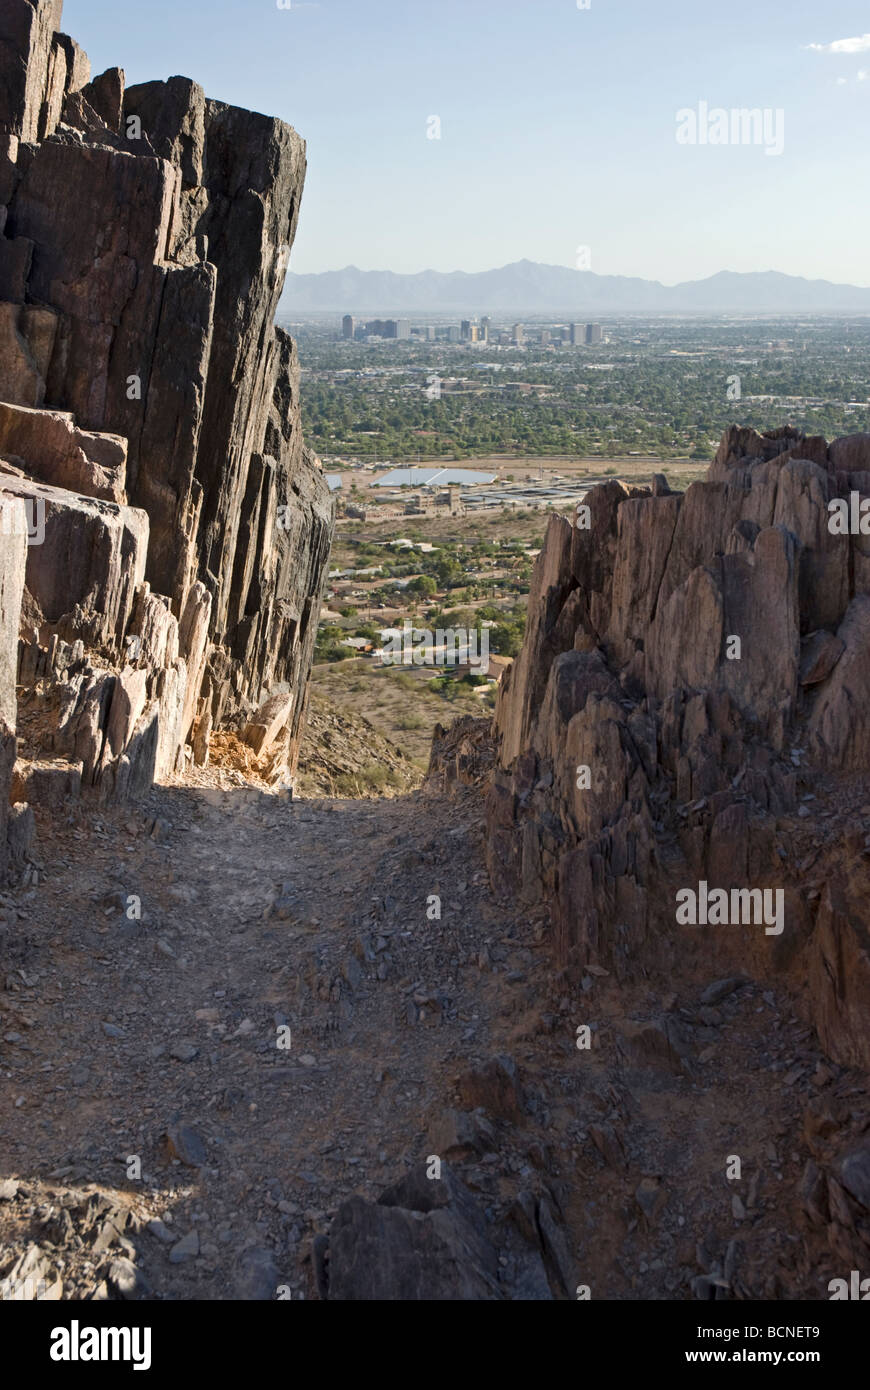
[282,260,870,315]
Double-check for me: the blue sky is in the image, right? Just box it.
[63,0,870,284]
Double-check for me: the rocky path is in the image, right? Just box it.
[0,773,847,1300]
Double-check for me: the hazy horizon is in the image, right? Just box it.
[285,258,870,286]
[280,262,870,316]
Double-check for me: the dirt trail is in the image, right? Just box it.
[0,771,844,1300]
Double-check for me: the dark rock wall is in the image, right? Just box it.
[0,0,334,806]
[487,426,870,1070]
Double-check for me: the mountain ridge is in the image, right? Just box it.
[283,259,870,314]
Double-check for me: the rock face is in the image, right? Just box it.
[0,0,333,833]
[325,1185,501,1301]
[320,1165,558,1301]
[486,425,870,1071]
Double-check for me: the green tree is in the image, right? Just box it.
[408,575,437,597]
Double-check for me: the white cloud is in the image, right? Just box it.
[836,76,848,85]
[860,70,869,81]
[807,33,870,54]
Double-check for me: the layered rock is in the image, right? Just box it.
[486,426,870,1072]
[0,0,334,835]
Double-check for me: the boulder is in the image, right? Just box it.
[241,690,293,757]
[324,1171,501,1301]
[0,473,147,655]
[0,401,126,502]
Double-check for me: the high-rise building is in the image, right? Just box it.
[424,325,435,341]
[570,322,584,345]
[395,319,411,340]
[586,322,602,344]
[342,314,355,340]
[447,325,461,343]
[469,324,479,343]
[512,323,525,345]
[540,329,551,347]
[480,316,491,342]
[461,319,472,341]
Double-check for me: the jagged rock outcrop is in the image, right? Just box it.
[486,426,870,1072]
[322,1168,503,1301]
[0,0,333,837]
[426,714,495,791]
[320,1164,559,1300]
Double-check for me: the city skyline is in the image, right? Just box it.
[333,315,604,347]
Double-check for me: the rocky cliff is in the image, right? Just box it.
[487,425,870,1072]
[0,0,334,866]
[478,425,870,1281]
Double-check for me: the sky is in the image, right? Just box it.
[63,0,870,285]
